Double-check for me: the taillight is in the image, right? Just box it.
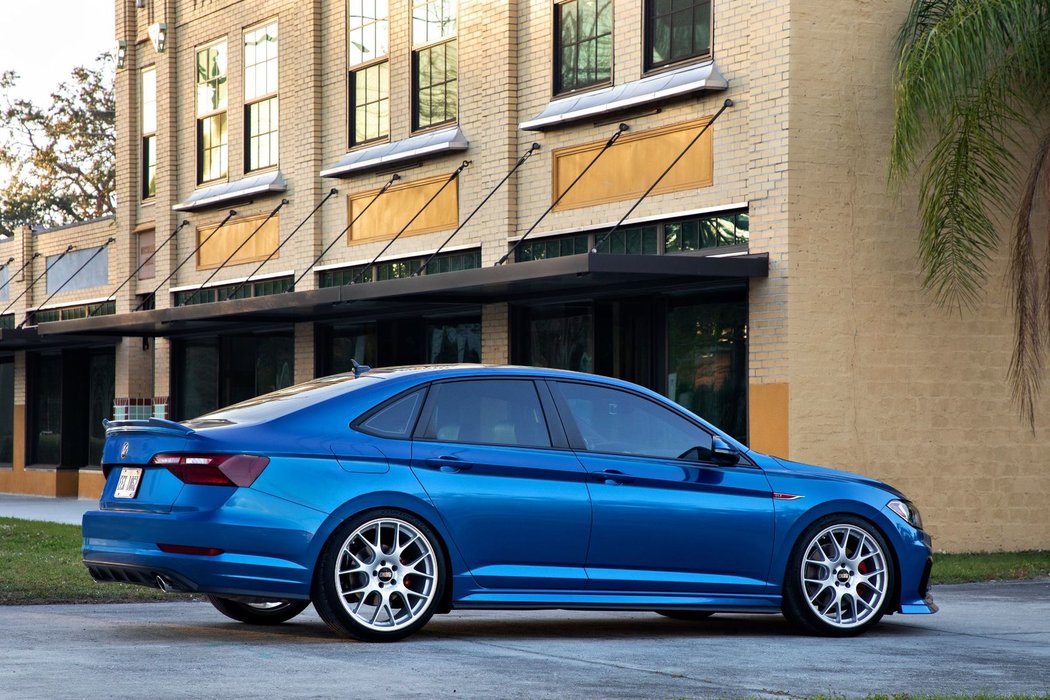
[151,453,269,487]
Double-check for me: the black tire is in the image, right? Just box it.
[207,596,310,625]
[655,611,715,621]
[313,509,447,642]
[782,514,896,637]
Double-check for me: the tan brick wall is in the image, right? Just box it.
[787,0,1050,551]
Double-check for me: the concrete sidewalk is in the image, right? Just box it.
[0,493,98,525]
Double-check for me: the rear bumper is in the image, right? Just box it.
[82,490,326,600]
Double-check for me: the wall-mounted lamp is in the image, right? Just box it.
[148,22,167,53]
[115,40,128,69]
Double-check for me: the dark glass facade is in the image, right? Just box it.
[0,359,13,464]
[173,330,294,419]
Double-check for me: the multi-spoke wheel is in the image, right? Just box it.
[783,516,895,636]
[313,510,446,642]
[207,596,310,625]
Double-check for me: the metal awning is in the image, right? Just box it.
[34,252,767,339]
[520,61,728,131]
[173,171,287,212]
[0,326,119,352]
[320,126,470,178]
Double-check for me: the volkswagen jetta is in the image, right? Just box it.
[83,365,935,641]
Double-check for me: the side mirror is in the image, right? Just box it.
[711,436,740,466]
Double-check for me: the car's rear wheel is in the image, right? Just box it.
[782,515,895,636]
[655,611,715,621]
[207,596,310,625]
[313,510,446,642]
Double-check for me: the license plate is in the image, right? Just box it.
[114,467,143,499]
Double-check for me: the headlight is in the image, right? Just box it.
[887,499,923,529]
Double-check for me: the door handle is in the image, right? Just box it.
[423,456,472,473]
[594,469,635,485]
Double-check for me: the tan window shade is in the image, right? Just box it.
[552,117,714,211]
[348,174,459,243]
[196,214,280,270]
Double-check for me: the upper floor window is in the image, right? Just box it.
[244,21,279,171]
[412,0,457,130]
[645,0,711,70]
[349,1,390,145]
[140,66,157,199]
[196,39,228,184]
[554,0,612,94]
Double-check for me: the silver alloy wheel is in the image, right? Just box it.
[334,517,438,632]
[800,524,888,629]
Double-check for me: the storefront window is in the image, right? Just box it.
[87,350,115,466]
[523,304,594,373]
[327,324,378,375]
[176,331,294,419]
[31,355,62,465]
[666,298,747,441]
[426,319,480,363]
[0,360,13,464]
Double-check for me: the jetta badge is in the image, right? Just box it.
[120,442,130,460]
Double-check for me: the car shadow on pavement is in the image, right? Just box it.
[114,611,929,645]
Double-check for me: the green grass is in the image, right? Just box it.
[0,517,168,605]
[1,517,1048,605]
[931,550,1050,585]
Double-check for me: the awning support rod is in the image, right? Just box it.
[20,237,116,328]
[350,160,471,286]
[592,98,733,253]
[90,219,190,317]
[229,188,338,300]
[416,144,539,277]
[135,209,237,311]
[291,174,400,292]
[0,254,40,297]
[497,123,628,266]
[1,244,74,317]
[179,200,288,306]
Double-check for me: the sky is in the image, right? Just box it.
[0,1,115,105]
[0,1,115,190]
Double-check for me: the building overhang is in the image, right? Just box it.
[0,326,120,353]
[34,252,767,339]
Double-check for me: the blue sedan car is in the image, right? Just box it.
[83,365,935,641]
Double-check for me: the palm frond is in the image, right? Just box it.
[891,0,1049,180]
[916,98,1017,310]
[1009,132,1050,430]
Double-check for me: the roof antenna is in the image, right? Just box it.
[351,359,372,378]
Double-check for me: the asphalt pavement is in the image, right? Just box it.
[2,493,1048,697]
[0,580,1047,698]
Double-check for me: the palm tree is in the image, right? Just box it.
[891,0,1050,428]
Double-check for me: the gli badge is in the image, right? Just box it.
[120,442,130,460]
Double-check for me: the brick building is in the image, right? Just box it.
[0,0,1046,552]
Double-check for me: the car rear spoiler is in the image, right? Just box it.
[103,417,196,436]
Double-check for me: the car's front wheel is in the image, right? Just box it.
[313,510,446,642]
[782,515,895,636]
[207,596,310,625]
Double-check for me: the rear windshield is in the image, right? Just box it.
[184,373,382,426]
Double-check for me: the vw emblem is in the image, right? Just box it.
[120,442,130,460]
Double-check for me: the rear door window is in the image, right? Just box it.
[419,380,552,448]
